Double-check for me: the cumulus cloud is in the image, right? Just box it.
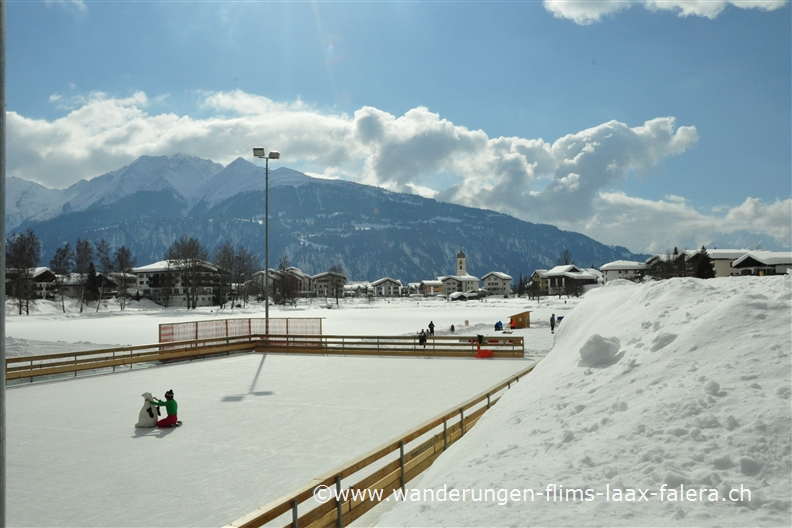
[7,89,789,253]
[544,0,788,24]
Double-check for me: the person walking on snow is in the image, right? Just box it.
[418,329,427,348]
[151,389,179,427]
[428,321,435,336]
[550,314,556,334]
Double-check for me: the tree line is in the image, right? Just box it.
[6,228,139,315]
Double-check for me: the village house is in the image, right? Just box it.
[313,270,347,298]
[419,280,443,296]
[544,265,599,296]
[530,269,549,295]
[600,260,646,283]
[481,271,512,296]
[371,277,403,297]
[731,251,792,276]
[5,267,57,300]
[439,251,480,294]
[132,260,224,308]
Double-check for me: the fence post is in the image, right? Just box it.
[487,392,491,409]
[291,498,299,528]
[460,408,465,436]
[335,474,343,528]
[399,441,405,491]
[443,418,447,450]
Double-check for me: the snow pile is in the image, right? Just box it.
[376,276,791,527]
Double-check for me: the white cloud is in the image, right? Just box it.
[45,0,87,13]
[7,89,789,253]
[544,0,788,24]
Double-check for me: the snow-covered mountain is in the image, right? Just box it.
[6,154,224,228]
[9,154,648,281]
[707,230,791,252]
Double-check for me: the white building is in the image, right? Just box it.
[731,251,792,276]
[600,260,646,283]
[133,260,223,307]
[481,271,512,296]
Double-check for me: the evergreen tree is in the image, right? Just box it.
[693,246,715,279]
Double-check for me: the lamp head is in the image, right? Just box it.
[252,147,266,158]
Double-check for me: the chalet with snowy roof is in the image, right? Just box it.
[481,272,512,296]
[686,249,748,278]
[371,277,403,297]
[419,280,443,296]
[600,260,646,283]
[313,270,347,298]
[731,251,792,276]
[5,267,57,300]
[530,269,549,294]
[646,248,751,279]
[132,259,224,307]
[545,265,598,296]
[344,281,371,297]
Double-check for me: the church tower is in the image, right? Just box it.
[456,250,467,276]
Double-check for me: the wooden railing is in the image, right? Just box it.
[6,334,524,384]
[5,335,260,383]
[224,362,539,528]
[256,334,524,358]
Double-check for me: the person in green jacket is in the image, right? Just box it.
[152,389,179,427]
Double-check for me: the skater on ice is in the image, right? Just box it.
[151,389,181,427]
[550,314,556,334]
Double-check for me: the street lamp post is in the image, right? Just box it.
[253,148,280,336]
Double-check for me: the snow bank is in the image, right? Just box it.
[375,276,791,526]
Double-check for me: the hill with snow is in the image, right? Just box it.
[8,154,644,282]
[375,275,791,527]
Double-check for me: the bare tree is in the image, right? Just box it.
[114,246,137,310]
[6,228,42,315]
[557,249,574,266]
[95,238,113,312]
[276,254,299,305]
[50,243,75,313]
[74,238,94,313]
[234,247,258,307]
[213,241,235,309]
[166,235,210,309]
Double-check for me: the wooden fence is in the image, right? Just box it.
[5,335,524,384]
[224,361,539,528]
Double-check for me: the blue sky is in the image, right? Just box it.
[6,0,791,253]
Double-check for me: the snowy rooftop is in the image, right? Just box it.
[600,260,647,271]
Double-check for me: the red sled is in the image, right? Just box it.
[476,349,494,359]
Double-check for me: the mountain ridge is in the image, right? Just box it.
[9,154,648,282]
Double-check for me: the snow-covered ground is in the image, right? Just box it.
[374,276,792,527]
[4,293,559,527]
[5,277,790,527]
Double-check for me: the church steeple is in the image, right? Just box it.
[456,250,467,276]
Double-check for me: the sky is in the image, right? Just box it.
[5,0,791,253]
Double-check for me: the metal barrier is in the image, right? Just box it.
[224,362,539,528]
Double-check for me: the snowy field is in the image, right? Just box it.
[4,293,558,527]
[5,277,790,528]
[374,276,792,527]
